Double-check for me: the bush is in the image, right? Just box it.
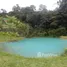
[0,32,19,37]
[64,48,67,55]
[61,48,67,56]
[0,16,30,37]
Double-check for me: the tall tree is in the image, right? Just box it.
[39,4,47,13]
[30,5,36,11]
[58,0,67,13]
[12,4,21,12]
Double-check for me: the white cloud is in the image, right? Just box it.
[0,0,59,12]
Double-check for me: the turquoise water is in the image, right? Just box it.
[3,37,67,57]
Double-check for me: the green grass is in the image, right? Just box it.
[0,52,67,67]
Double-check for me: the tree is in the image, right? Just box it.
[12,4,21,12]
[0,9,7,17]
[57,0,67,28]
[0,9,7,13]
[58,0,67,13]
[39,4,47,13]
[30,5,36,11]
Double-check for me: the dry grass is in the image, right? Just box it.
[60,36,67,39]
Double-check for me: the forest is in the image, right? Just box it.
[0,0,67,37]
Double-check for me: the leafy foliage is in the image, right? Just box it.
[0,16,30,36]
[0,1,67,37]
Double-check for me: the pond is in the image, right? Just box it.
[2,37,67,57]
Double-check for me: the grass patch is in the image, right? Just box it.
[0,52,67,67]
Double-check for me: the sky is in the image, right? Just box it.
[0,0,59,12]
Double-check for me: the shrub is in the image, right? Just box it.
[64,48,67,55]
[0,16,30,37]
[61,48,67,56]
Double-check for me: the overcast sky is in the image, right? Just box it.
[0,0,59,12]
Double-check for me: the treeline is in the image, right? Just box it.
[0,0,67,37]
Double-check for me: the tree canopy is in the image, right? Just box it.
[0,1,67,37]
